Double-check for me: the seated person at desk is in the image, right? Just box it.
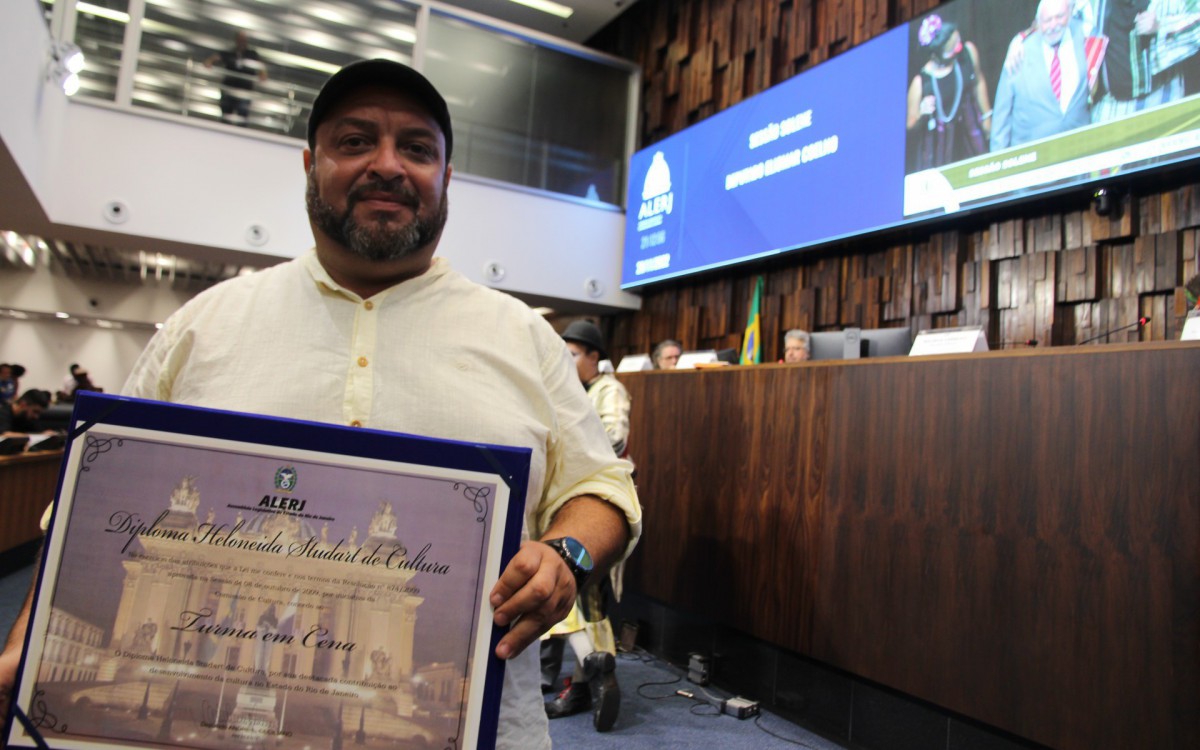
[0,389,51,438]
[651,339,682,369]
[783,329,811,363]
[56,364,101,403]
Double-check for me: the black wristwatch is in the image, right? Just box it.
[541,536,594,591]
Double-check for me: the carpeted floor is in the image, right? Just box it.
[545,647,849,749]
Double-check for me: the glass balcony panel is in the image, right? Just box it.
[425,12,630,204]
[132,0,419,137]
[529,48,629,204]
[57,0,634,204]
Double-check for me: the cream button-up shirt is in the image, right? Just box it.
[122,250,641,749]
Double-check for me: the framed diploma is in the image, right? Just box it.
[4,391,529,750]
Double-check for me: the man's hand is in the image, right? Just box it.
[1004,34,1027,75]
[1,645,21,734]
[488,541,576,660]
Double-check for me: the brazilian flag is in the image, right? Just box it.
[740,275,764,365]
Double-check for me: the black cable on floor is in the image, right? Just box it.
[621,644,833,748]
[752,713,823,748]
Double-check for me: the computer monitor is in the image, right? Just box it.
[808,331,850,361]
[676,350,720,368]
[860,327,913,358]
[715,348,739,364]
[616,354,653,372]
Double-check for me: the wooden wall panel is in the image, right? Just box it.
[618,345,1200,750]
[0,452,61,554]
[880,244,912,322]
[1056,246,1099,304]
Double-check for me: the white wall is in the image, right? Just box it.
[0,0,62,205]
[0,1,641,312]
[0,266,194,323]
[0,265,194,395]
[0,318,155,400]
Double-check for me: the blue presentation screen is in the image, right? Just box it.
[623,27,909,285]
[622,0,1200,288]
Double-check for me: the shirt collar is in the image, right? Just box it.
[301,249,452,302]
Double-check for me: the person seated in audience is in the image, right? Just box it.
[783,329,811,363]
[651,339,682,369]
[0,389,52,437]
[56,364,101,402]
[0,363,25,403]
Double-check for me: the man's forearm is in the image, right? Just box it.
[4,560,37,652]
[539,494,630,576]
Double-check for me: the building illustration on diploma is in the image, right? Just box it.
[34,472,474,749]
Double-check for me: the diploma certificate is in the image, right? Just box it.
[5,392,529,750]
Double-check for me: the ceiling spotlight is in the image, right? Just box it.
[506,0,574,19]
[48,41,85,96]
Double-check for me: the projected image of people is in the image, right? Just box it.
[906,14,992,170]
[991,0,1093,151]
[1000,0,1200,127]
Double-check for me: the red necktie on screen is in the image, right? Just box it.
[1050,44,1062,102]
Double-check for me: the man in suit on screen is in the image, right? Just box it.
[991,0,1094,150]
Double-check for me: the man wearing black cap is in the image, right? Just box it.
[561,320,630,457]
[541,319,630,732]
[0,60,641,750]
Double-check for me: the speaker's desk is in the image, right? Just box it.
[618,342,1198,750]
[0,449,60,556]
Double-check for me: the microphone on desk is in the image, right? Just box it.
[1000,339,1038,348]
[1078,316,1151,345]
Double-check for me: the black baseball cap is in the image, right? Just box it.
[306,59,453,160]
[561,320,608,362]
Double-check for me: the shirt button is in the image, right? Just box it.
[364,301,374,310]
[358,356,369,367]
[349,420,362,428]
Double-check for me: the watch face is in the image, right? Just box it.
[561,537,594,573]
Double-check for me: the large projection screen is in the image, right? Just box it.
[621,0,1200,288]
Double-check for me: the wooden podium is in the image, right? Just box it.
[619,342,1199,750]
[0,450,61,558]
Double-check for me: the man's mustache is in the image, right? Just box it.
[347,180,420,209]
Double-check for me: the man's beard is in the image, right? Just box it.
[306,169,448,262]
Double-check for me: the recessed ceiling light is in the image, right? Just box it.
[76,2,130,23]
[506,0,574,20]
